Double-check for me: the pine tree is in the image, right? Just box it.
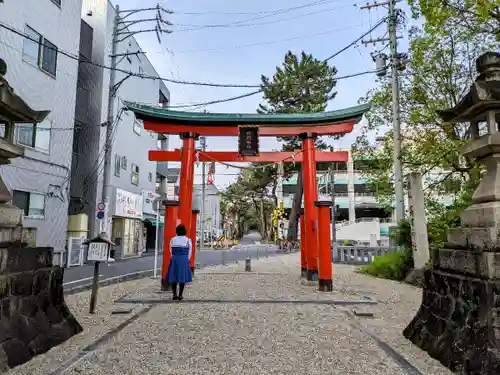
[258,51,337,241]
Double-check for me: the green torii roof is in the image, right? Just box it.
[123,101,370,126]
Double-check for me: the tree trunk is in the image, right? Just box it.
[259,199,266,236]
[287,168,303,242]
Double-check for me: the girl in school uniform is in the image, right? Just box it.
[167,224,193,300]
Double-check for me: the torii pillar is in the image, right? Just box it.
[178,132,197,235]
[301,132,319,281]
[161,200,180,291]
[190,209,200,274]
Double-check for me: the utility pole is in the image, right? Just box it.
[361,0,406,223]
[101,5,120,238]
[100,4,172,238]
[199,136,206,250]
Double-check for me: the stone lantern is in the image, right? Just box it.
[403,52,500,374]
[0,58,50,245]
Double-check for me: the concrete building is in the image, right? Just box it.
[193,184,222,242]
[69,0,170,260]
[0,0,83,251]
[283,148,456,243]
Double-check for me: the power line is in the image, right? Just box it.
[168,90,263,109]
[324,16,387,62]
[168,0,339,16]
[0,20,384,89]
[172,23,365,54]
[0,22,254,89]
[174,3,359,31]
[167,69,378,109]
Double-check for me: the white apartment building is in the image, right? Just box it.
[193,184,222,241]
[283,148,456,243]
[0,0,83,251]
[69,0,171,261]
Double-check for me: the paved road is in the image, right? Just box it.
[22,253,449,375]
[237,231,263,245]
[63,232,276,291]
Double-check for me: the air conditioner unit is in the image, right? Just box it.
[67,236,86,267]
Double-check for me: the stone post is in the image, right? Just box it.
[403,52,500,374]
[407,172,429,269]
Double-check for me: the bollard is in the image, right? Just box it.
[221,250,226,266]
[265,247,268,258]
[245,258,251,272]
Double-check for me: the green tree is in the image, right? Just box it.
[354,20,493,217]
[408,0,500,40]
[258,51,338,241]
[220,173,274,239]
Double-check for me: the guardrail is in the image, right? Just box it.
[333,246,394,265]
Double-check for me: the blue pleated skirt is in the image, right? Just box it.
[167,247,193,283]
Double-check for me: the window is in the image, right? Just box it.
[148,172,153,182]
[133,119,141,135]
[16,118,51,152]
[51,0,61,6]
[22,25,58,77]
[114,154,121,177]
[121,156,127,170]
[12,190,45,219]
[23,26,41,64]
[156,176,162,193]
[41,38,58,76]
[131,163,139,185]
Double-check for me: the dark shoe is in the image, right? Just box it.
[173,295,179,300]
[178,296,184,301]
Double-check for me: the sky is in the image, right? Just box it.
[112,0,414,190]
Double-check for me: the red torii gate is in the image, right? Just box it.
[124,102,370,291]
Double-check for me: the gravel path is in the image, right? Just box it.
[8,253,453,375]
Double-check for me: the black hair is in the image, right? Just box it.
[176,224,187,236]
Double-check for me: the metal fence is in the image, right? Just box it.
[333,246,395,265]
[195,245,280,268]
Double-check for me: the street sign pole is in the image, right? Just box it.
[86,237,115,314]
[89,260,100,314]
[154,199,160,278]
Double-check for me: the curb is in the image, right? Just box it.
[63,249,286,295]
[64,268,160,295]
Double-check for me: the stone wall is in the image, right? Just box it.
[403,269,500,375]
[0,247,82,372]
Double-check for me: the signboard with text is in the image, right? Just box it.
[142,190,160,215]
[115,188,143,219]
[238,126,259,156]
[87,242,109,261]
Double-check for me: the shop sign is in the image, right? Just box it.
[142,190,160,215]
[115,189,143,219]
